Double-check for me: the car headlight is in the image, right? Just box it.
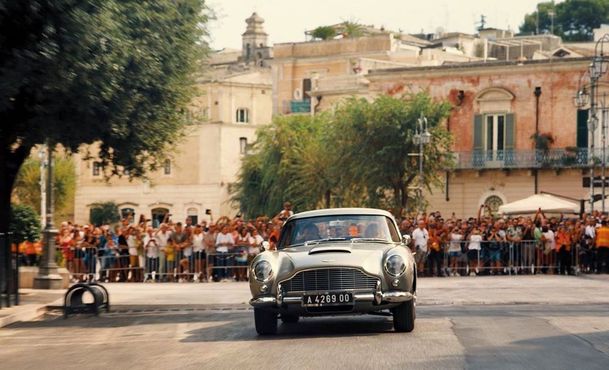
[253,260,273,282]
[385,255,406,277]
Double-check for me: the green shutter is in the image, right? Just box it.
[577,109,589,148]
[473,114,483,151]
[505,113,515,150]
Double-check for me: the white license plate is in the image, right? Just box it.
[302,292,353,307]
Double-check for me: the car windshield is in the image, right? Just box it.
[279,214,400,249]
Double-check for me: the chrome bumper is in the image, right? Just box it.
[249,291,414,308]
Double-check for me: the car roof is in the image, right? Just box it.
[287,208,395,222]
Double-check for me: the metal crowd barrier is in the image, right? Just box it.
[0,232,18,309]
[60,246,256,283]
[428,240,583,276]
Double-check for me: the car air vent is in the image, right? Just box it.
[308,246,351,255]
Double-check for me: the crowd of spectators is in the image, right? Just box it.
[48,202,293,283]
[400,205,609,277]
[19,202,609,282]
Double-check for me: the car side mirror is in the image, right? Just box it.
[402,234,411,245]
[260,241,270,252]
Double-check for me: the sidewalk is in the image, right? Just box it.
[0,289,63,328]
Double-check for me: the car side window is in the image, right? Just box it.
[386,217,401,242]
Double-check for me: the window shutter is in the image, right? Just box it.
[505,113,515,150]
[577,109,589,148]
[473,114,483,151]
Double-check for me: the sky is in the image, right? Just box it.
[206,0,556,50]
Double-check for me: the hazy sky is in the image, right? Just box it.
[207,0,553,50]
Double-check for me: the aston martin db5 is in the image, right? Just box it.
[249,208,416,335]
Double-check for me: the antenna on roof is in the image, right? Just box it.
[475,14,487,31]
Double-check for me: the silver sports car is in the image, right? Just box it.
[249,208,416,335]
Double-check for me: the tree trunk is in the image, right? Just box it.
[0,145,31,233]
[325,190,331,208]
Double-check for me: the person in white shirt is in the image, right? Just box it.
[448,228,464,276]
[215,225,235,281]
[155,224,172,281]
[467,228,483,275]
[192,224,206,282]
[143,227,159,281]
[411,220,429,275]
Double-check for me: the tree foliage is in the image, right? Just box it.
[12,153,76,222]
[89,201,120,226]
[232,93,453,218]
[312,26,337,40]
[0,0,209,233]
[519,0,609,41]
[9,204,42,244]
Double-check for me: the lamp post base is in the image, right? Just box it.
[33,274,63,289]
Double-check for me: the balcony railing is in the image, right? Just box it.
[290,99,311,113]
[452,148,609,170]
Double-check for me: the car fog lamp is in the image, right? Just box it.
[254,260,273,282]
[385,255,406,277]
[392,279,400,287]
[260,284,268,293]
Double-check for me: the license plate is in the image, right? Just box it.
[302,292,353,307]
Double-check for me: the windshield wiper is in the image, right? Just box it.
[304,237,349,246]
[351,237,390,243]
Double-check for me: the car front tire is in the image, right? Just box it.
[280,313,299,323]
[254,308,278,335]
[392,299,415,332]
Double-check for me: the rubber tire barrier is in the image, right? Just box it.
[64,283,110,318]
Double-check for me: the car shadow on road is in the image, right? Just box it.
[181,315,396,342]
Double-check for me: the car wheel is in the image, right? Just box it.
[392,299,415,332]
[254,308,278,335]
[280,313,299,323]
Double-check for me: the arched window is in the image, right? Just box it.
[187,207,198,225]
[484,195,504,216]
[236,108,249,123]
[151,208,169,228]
[121,208,135,223]
[239,137,248,154]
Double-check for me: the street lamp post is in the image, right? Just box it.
[574,34,609,214]
[33,141,62,289]
[38,145,47,228]
[413,114,431,212]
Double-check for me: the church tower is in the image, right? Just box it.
[242,12,269,64]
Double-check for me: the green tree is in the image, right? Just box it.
[9,204,42,244]
[232,114,335,218]
[312,26,337,40]
[331,93,453,215]
[0,1,209,234]
[12,153,76,222]
[341,21,365,38]
[232,93,453,217]
[89,201,120,226]
[519,0,609,41]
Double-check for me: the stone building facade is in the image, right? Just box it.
[73,13,273,225]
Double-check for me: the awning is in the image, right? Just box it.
[498,194,579,215]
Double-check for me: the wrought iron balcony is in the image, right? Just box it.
[452,148,606,170]
[289,99,311,113]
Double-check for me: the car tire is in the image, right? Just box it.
[280,314,299,324]
[392,299,415,332]
[254,308,278,335]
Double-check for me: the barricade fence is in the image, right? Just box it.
[56,247,253,283]
[423,240,583,276]
[53,240,603,283]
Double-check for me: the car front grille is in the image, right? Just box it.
[282,268,378,293]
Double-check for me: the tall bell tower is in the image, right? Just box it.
[242,12,269,64]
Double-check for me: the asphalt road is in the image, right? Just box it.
[1,303,608,370]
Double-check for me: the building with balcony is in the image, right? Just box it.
[73,13,273,224]
[366,57,603,217]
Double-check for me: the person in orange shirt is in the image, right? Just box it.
[555,224,572,275]
[595,220,609,274]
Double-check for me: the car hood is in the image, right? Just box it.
[274,242,399,278]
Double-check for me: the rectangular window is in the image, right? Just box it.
[239,137,248,154]
[92,162,101,177]
[483,113,508,161]
[236,108,249,123]
[303,78,312,101]
[163,159,171,175]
